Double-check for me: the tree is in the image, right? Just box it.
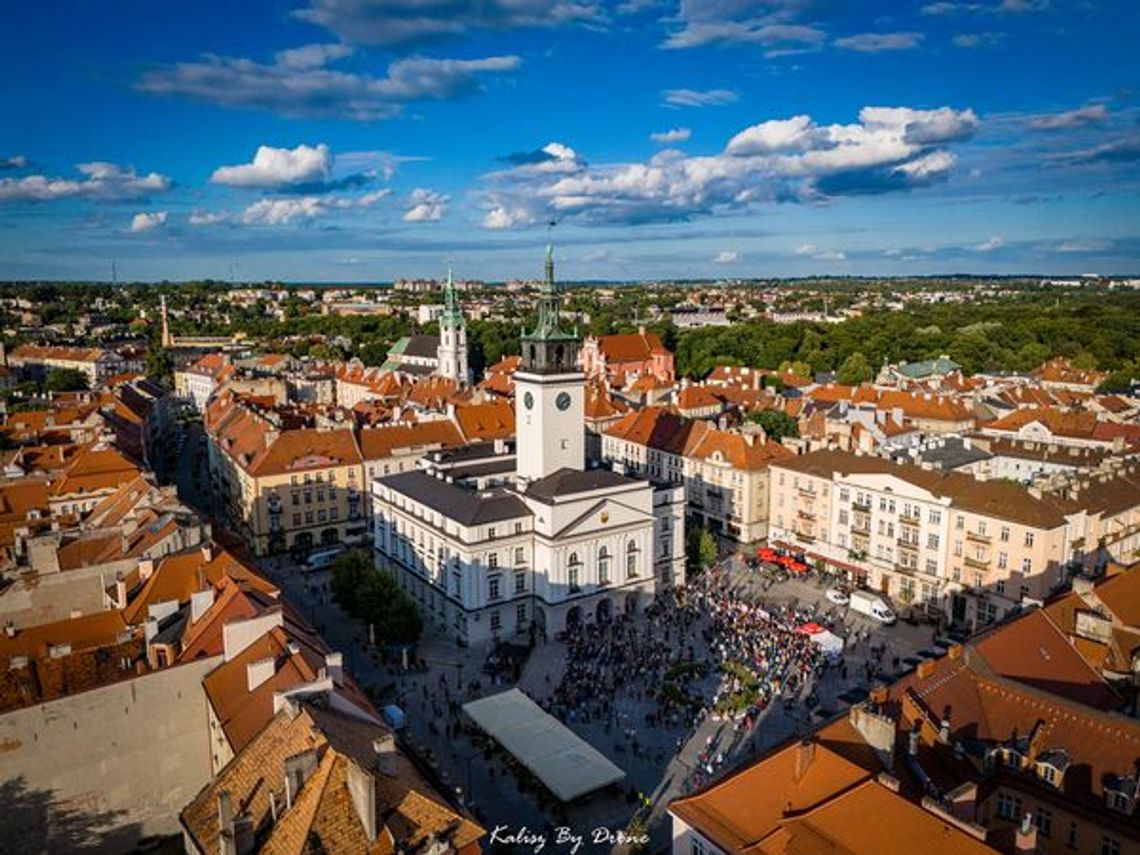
[777,360,813,378]
[686,527,718,572]
[836,351,872,385]
[331,550,422,645]
[45,367,88,393]
[144,348,173,387]
[746,409,799,441]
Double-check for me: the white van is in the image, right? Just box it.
[302,545,346,574]
[849,590,896,625]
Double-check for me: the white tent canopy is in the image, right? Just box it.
[810,628,845,661]
[462,688,625,802]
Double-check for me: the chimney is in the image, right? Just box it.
[947,643,963,661]
[793,737,815,783]
[916,660,936,680]
[247,657,276,691]
[4,621,15,639]
[201,542,214,563]
[939,718,951,744]
[218,791,237,855]
[1015,813,1039,854]
[190,588,216,624]
[373,734,399,778]
[113,573,128,609]
[138,558,155,582]
[325,651,344,686]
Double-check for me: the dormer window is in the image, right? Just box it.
[1035,749,1070,789]
[1105,776,1138,817]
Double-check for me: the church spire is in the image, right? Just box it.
[441,263,464,329]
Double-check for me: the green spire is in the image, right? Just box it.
[525,243,573,343]
[441,263,464,328]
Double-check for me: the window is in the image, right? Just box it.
[487,526,496,539]
[956,515,964,530]
[489,575,501,600]
[953,541,963,557]
[293,513,301,526]
[568,566,580,593]
[1025,531,1035,547]
[330,507,339,521]
[690,836,706,855]
[927,534,940,550]
[1102,836,1120,855]
[490,611,501,632]
[1000,526,1010,542]
[516,603,527,625]
[995,792,1021,821]
[598,547,611,585]
[488,553,499,569]
[515,547,525,564]
[929,509,942,525]
[839,488,849,503]
[626,541,639,578]
[838,510,849,525]
[925,559,938,576]
[1034,808,1052,837]
[978,521,987,536]
[515,571,526,594]
[996,580,1005,595]
[305,511,313,524]
[997,552,1007,570]
[1066,823,1077,848]
[1021,557,1032,574]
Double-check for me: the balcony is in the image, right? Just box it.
[966,530,991,544]
[797,509,816,521]
[896,538,920,552]
[797,484,817,497]
[851,519,871,535]
[899,512,920,526]
[794,529,816,543]
[964,555,990,570]
[852,499,872,512]
[894,562,917,576]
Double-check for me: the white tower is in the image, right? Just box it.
[435,265,469,383]
[515,245,584,483]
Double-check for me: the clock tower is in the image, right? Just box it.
[515,245,584,483]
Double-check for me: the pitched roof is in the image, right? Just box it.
[0,610,130,664]
[358,420,464,461]
[378,470,530,526]
[454,399,514,441]
[593,330,669,363]
[524,467,640,502]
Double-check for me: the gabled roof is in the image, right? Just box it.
[454,398,514,441]
[358,420,464,462]
[592,330,670,363]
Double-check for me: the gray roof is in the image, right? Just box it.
[898,437,991,471]
[403,334,441,359]
[524,467,639,503]
[379,470,530,526]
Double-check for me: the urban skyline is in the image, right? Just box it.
[2,0,1139,281]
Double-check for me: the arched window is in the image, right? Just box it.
[598,547,611,586]
[626,540,638,578]
[568,552,581,592]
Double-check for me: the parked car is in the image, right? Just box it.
[825,587,851,606]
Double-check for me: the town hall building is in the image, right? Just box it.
[371,248,685,646]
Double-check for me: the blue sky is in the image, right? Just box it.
[1,0,1138,281]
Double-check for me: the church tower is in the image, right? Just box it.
[515,245,584,483]
[435,265,469,383]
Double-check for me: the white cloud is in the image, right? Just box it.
[1027,104,1108,131]
[923,0,1047,12]
[952,31,1004,48]
[275,43,354,70]
[661,89,739,108]
[664,21,826,50]
[0,162,171,202]
[479,105,977,228]
[834,32,924,52]
[188,210,228,226]
[403,188,449,222]
[713,250,740,263]
[240,188,390,225]
[0,155,27,170]
[293,0,604,46]
[211,144,332,188]
[972,235,1004,252]
[130,211,168,233]
[138,50,522,121]
[651,128,692,144]
[795,243,845,260]
[727,116,818,155]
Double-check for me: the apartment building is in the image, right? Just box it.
[768,450,1071,627]
[603,407,793,543]
[8,344,126,385]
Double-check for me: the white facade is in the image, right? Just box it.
[436,320,469,384]
[515,369,585,483]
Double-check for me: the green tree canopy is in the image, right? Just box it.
[331,551,422,645]
[836,352,873,385]
[746,409,799,441]
[45,368,89,393]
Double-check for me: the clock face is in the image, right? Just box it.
[556,392,572,411]
[523,391,535,410]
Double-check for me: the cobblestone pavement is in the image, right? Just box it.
[262,552,952,855]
